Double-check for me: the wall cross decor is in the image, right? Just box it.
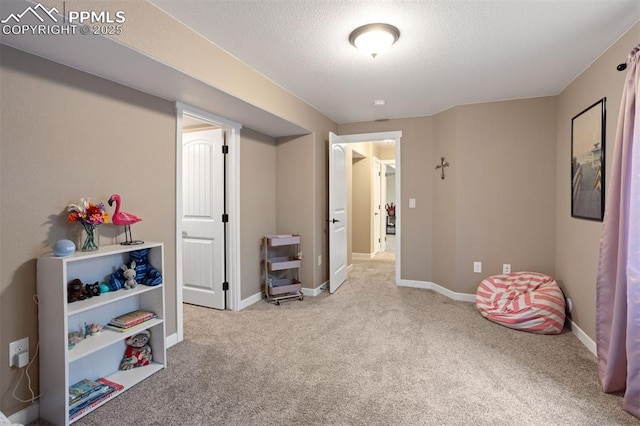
[435,157,450,180]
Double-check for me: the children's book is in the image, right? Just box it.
[109,310,155,327]
[96,377,124,391]
[69,378,124,419]
[105,315,157,332]
[69,385,110,410]
[68,378,104,403]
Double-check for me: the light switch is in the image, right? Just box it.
[409,198,416,208]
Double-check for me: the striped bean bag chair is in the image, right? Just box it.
[476,272,566,334]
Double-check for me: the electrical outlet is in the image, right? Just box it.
[473,262,482,273]
[503,264,511,274]
[9,337,29,367]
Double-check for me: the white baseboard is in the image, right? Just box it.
[237,284,328,310]
[238,292,263,310]
[397,279,432,290]
[352,252,374,260]
[431,282,477,303]
[302,280,328,297]
[570,320,597,356]
[397,279,476,302]
[166,333,178,348]
[8,402,39,425]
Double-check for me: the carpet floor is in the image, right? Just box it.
[32,254,638,425]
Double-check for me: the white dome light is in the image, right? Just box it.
[349,23,400,58]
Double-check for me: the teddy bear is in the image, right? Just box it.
[121,261,138,289]
[129,248,163,286]
[119,330,152,370]
[67,279,87,303]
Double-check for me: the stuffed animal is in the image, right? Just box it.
[67,279,87,303]
[121,261,138,289]
[109,250,163,290]
[129,249,163,286]
[119,330,152,370]
[85,282,101,298]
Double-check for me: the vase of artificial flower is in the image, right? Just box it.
[67,198,110,252]
[81,222,98,251]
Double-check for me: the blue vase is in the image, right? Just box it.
[53,239,76,257]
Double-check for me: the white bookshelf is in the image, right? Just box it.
[37,242,166,425]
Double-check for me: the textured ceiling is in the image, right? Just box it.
[150,0,640,124]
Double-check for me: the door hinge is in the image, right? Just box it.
[222,281,229,291]
[222,145,229,154]
[222,213,229,223]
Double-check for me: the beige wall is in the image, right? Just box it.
[339,117,434,281]
[453,98,557,293]
[432,107,459,288]
[352,143,374,255]
[340,99,556,292]
[379,144,396,161]
[275,134,316,289]
[240,128,277,299]
[555,22,640,339]
[0,46,176,415]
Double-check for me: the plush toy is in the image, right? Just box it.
[109,249,162,290]
[121,261,138,289]
[67,279,87,303]
[119,330,152,370]
[85,282,101,298]
[129,249,163,286]
[108,271,124,291]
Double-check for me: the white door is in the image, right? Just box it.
[329,132,348,293]
[181,129,225,309]
[373,158,382,254]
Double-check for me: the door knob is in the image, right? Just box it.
[329,218,340,223]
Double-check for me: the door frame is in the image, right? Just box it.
[175,102,242,343]
[335,131,401,286]
[372,157,382,255]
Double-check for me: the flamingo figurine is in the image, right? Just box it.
[108,194,143,245]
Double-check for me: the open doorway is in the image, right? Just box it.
[329,131,401,292]
[175,103,241,343]
[350,141,396,260]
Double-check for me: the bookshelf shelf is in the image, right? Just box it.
[67,318,164,362]
[37,242,166,425]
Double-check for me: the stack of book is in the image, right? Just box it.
[69,378,123,420]
[106,310,157,333]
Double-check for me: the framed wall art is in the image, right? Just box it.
[571,97,606,221]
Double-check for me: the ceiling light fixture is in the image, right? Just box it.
[349,23,400,58]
